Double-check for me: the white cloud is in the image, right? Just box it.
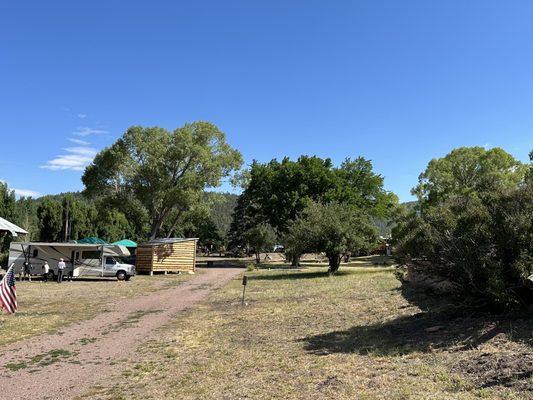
[68,138,90,145]
[77,113,87,119]
[0,180,40,198]
[41,146,97,171]
[64,146,98,156]
[72,126,108,137]
[13,188,41,198]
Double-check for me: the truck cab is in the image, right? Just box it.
[104,256,136,281]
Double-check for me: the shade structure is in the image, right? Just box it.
[77,237,108,244]
[112,239,137,247]
[0,217,28,237]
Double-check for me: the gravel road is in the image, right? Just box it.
[0,268,242,400]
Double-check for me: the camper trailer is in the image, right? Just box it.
[8,242,135,281]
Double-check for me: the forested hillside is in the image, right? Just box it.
[0,181,238,266]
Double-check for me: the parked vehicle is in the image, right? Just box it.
[8,242,135,281]
[273,244,285,253]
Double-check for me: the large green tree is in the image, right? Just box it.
[243,223,277,264]
[37,198,63,242]
[285,202,377,274]
[412,147,527,208]
[229,155,397,261]
[0,181,16,221]
[83,122,242,239]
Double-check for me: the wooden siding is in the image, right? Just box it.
[135,246,154,273]
[136,239,197,273]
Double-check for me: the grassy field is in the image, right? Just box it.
[0,273,195,347]
[80,260,532,400]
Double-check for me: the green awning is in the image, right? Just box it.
[77,237,108,244]
[112,239,137,247]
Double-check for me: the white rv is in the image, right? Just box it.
[8,242,135,281]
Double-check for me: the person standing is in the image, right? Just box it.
[19,262,26,281]
[42,261,50,282]
[57,258,66,283]
[25,261,32,282]
[21,261,32,282]
[68,260,74,282]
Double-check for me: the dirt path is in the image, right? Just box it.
[0,268,242,400]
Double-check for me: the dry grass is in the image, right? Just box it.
[81,260,532,399]
[0,273,196,347]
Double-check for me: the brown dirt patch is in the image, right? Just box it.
[0,268,242,400]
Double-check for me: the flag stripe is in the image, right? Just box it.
[1,287,15,312]
[0,265,17,314]
[1,285,15,312]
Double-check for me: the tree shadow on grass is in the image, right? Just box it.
[300,286,533,390]
[301,284,533,356]
[301,310,531,356]
[250,270,351,281]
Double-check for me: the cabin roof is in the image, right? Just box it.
[139,238,198,247]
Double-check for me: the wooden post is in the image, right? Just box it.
[241,275,248,306]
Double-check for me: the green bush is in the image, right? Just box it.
[246,263,256,272]
[395,182,533,308]
[0,252,8,270]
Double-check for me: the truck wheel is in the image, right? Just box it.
[47,271,55,281]
[116,271,127,281]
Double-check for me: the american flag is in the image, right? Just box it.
[0,264,17,314]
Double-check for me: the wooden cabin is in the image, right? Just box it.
[136,238,198,275]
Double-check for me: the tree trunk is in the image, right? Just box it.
[149,216,164,240]
[256,252,260,264]
[166,210,184,238]
[327,252,341,275]
[291,253,301,267]
[149,208,172,240]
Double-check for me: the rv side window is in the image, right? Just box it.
[32,249,38,258]
[81,250,102,259]
[106,257,116,265]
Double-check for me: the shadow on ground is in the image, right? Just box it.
[300,286,533,391]
[250,270,352,281]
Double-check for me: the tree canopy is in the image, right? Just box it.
[285,202,377,274]
[229,155,397,253]
[83,122,242,239]
[412,147,527,207]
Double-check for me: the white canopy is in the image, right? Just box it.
[0,217,28,237]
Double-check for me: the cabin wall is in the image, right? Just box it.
[135,246,154,273]
[136,240,197,273]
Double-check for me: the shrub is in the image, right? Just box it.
[246,263,256,272]
[394,184,533,308]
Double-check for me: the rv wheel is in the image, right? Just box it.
[116,271,127,281]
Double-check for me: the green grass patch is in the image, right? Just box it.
[79,258,531,400]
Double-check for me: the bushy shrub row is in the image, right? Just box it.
[394,147,533,309]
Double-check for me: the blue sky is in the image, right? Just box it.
[1,1,532,201]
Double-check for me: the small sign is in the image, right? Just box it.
[241,275,248,306]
